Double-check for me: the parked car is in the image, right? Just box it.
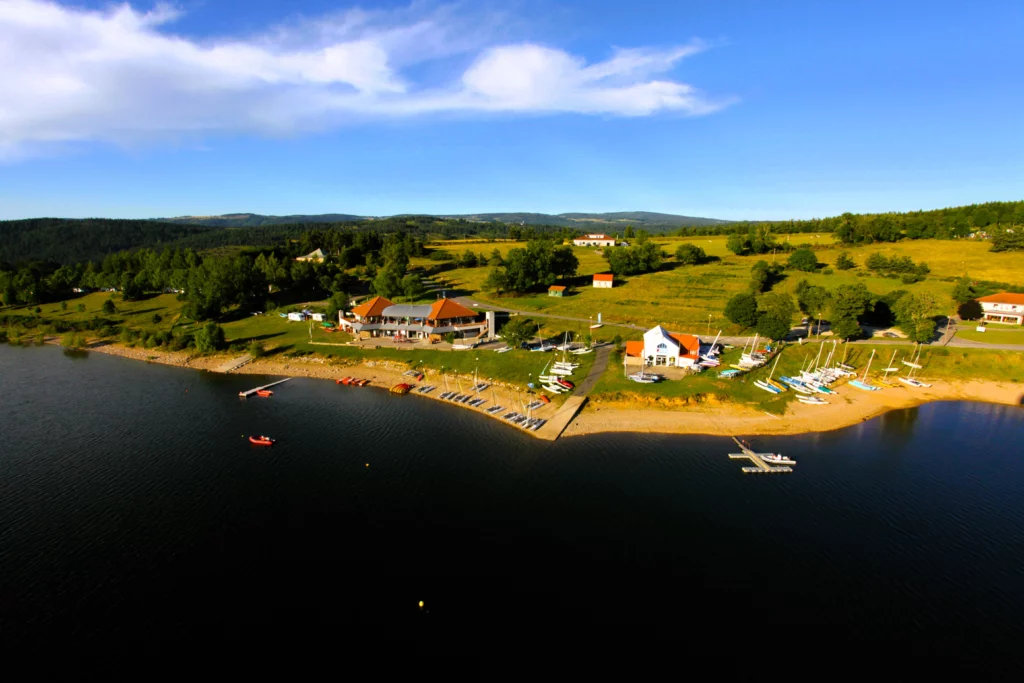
[882,332,898,338]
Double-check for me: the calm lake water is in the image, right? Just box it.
[2,344,1023,667]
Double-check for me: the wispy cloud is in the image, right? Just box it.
[0,0,732,158]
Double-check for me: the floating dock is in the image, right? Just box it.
[728,437,795,474]
[239,378,292,398]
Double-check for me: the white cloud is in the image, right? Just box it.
[0,0,732,158]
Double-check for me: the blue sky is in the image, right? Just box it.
[0,0,1021,221]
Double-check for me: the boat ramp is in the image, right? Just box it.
[239,378,292,398]
[727,436,795,474]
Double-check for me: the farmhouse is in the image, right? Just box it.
[295,248,326,263]
[977,292,1024,325]
[337,296,491,341]
[573,233,616,247]
[593,273,614,288]
[625,326,703,367]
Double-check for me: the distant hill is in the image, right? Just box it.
[161,213,364,227]
[443,211,730,229]
[161,211,730,230]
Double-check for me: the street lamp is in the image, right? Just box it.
[707,314,712,337]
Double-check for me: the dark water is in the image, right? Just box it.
[3,345,1024,668]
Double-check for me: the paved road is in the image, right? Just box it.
[570,344,613,397]
[457,296,1024,352]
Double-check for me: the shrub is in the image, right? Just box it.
[822,267,834,275]
[248,341,266,357]
[957,299,983,321]
[835,252,856,270]
[787,248,819,272]
[151,313,163,324]
[674,243,707,265]
[102,298,117,315]
[76,303,86,313]
[724,292,759,328]
[60,332,86,349]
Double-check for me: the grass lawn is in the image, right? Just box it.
[954,327,1024,345]
[418,236,1024,336]
[589,342,1024,413]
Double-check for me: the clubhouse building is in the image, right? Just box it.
[978,292,1024,325]
[573,233,617,247]
[337,296,491,341]
[625,325,704,368]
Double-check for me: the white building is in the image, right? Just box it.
[593,273,614,288]
[573,233,616,247]
[624,326,703,367]
[978,293,1024,325]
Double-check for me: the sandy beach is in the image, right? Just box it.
[49,339,1024,439]
[563,379,1024,438]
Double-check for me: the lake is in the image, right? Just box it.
[2,344,1023,669]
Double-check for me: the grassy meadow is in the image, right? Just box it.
[422,235,1024,335]
[589,341,1024,413]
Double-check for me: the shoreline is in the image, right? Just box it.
[563,379,1024,438]
[39,339,1024,439]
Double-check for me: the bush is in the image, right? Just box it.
[151,313,163,324]
[194,321,226,353]
[822,267,834,275]
[102,298,117,315]
[835,252,856,270]
[248,341,266,357]
[98,325,117,338]
[60,332,86,349]
[724,292,759,328]
[787,248,819,272]
[957,299,983,321]
[76,303,86,313]
[674,243,707,265]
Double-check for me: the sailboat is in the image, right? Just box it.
[902,343,923,369]
[754,353,786,393]
[898,348,931,387]
[849,350,882,391]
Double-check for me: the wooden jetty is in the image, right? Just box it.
[727,436,795,474]
[239,378,292,398]
[218,354,253,373]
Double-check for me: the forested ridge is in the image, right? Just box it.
[3,200,1021,265]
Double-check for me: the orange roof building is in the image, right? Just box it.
[351,296,394,320]
[338,296,489,340]
[593,273,614,288]
[977,292,1024,325]
[637,325,704,368]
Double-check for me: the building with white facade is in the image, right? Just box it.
[593,273,614,288]
[977,292,1024,325]
[573,233,617,247]
[624,326,703,367]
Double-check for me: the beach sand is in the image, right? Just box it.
[53,339,1024,439]
[562,380,1024,438]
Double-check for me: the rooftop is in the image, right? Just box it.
[593,273,614,281]
[548,285,567,291]
[351,295,394,318]
[978,292,1024,305]
[428,298,477,320]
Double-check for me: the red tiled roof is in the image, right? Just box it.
[548,285,566,291]
[625,341,644,357]
[978,292,1024,305]
[669,333,701,355]
[580,233,612,239]
[351,296,393,318]
[593,273,614,281]
[428,298,477,320]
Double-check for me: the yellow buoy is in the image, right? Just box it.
[418,601,424,609]
[365,463,369,467]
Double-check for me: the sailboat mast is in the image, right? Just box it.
[862,350,875,382]
[769,352,781,381]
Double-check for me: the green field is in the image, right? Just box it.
[421,236,1024,335]
[954,326,1024,345]
[589,342,1024,413]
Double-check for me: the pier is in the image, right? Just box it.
[239,378,292,398]
[727,436,795,474]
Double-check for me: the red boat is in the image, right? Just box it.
[339,377,353,384]
[356,378,370,386]
[539,394,551,404]
[256,390,273,397]
[556,378,574,389]
[249,435,275,446]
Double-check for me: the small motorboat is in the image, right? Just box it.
[539,394,551,404]
[256,390,273,397]
[249,435,275,446]
[761,453,796,465]
[556,378,575,389]
[356,379,370,386]
[339,377,353,384]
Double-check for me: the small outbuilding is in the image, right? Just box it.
[548,285,566,297]
[593,273,614,289]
